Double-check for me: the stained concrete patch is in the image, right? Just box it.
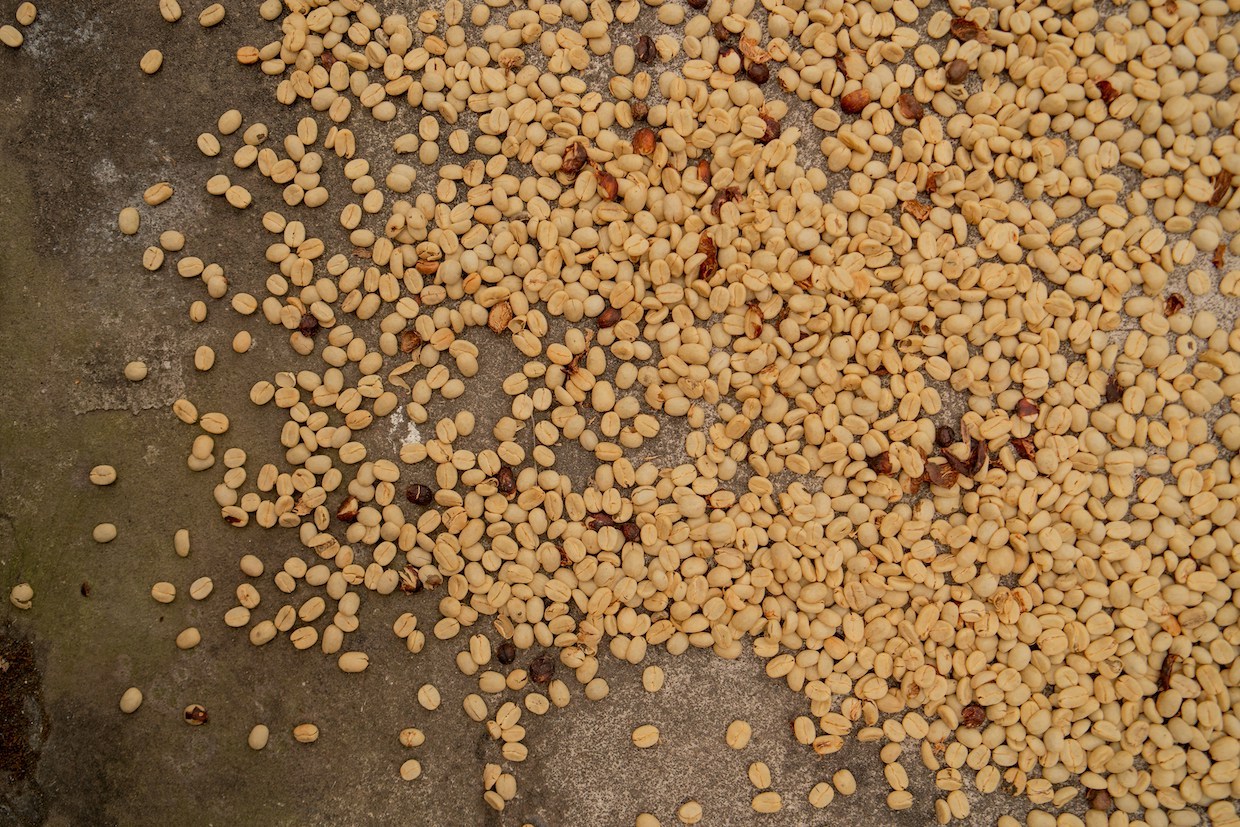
[0,629,49,827]
[72,343,185,416]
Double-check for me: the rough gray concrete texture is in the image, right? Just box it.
[0,2,1166,827]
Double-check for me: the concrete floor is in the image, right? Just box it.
[0,3,1063,826]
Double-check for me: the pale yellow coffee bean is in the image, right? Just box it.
[285,622,316,646]
[225,185,252,209]
[400,759,422,780]
[809,781,835,808]
[151,582,176,603]
[200,412,229,434]
[223,606,250,627]
[90,465,117,485]
[194,346,215,371]
[93,523,117,543]
[175,627,201,649]
[887,790,913,811]
[249,620,277,646]
[9,582,33,610]
[632,724,660,748]
[834,770,857,795]
[463,693,488,722]
[143,182,173,205]
[248,724,270,749]
[189,577,213,600]
[142,246,164,270]
[417,683,441,710]
[174,528,190,557]
[198,3,225,26]
[205,175,230,195]
[15,3,37,26]
[218,109,242,134]
[119,687,143,713]
[1,24,24,48]
[399,727,424,748]
[124,361,148,381]
[338,651,369,672]
[118,207,140,235]
[293,723,319,743]
[172,398,197,423]
[159,0,181,22]
[642,665,665,692]
[140,49,163,74]
[197,133,220,156]
[726,719,752,749]
[752,791,782,814]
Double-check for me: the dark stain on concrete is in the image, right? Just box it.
[0,627,49,826]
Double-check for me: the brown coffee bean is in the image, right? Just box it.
[757,114,780,144]
[596,170,618,201]
[529,653,555,684]
[497,465,516,496]
[896,93,923,120]
[632,127,656,156]
[406,484,433,506]
[840,89,870,113]
[635,35,654,63]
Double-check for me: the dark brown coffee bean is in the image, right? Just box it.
[636,34,654,63]
[497,465,515,496]
[840,89,870,113]
[896,93,923,120]
[529,653,555,684]
[757,114,780,144]
[632,127,656,155]
[405,484,433,506]
[299,313,320,337]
